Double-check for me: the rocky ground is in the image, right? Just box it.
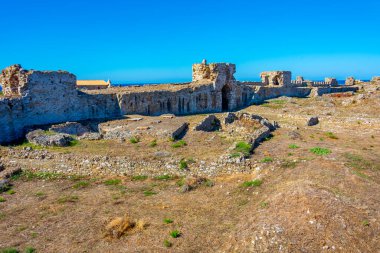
[0,84,379,252]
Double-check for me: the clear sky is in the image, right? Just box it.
[1,0,379,83]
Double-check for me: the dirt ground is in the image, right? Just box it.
[1,89,380,252]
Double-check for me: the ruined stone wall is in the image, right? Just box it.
[260,71,292,87]
[249,86,312,104]
[0,65,121,143]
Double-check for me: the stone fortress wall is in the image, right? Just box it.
[0,61,359,144]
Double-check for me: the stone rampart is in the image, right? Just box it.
[0,62,360,144]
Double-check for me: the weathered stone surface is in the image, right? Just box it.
[26,130,74,147]
[194,115,220,132]
[49,122,89,136]
[307,116,319,126]
[0,64,28,96]
[0,62,360,144]
[260,71,292,87]
[372,77,380,84]
[345,77,355,86]
[78,132,103,140]
[224,112,238,124]
[325,77,338,86]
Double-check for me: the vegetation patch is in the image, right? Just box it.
[132,175,148,181]
[154,175,172,181]
[288,144,299,149]
[261,157,273,163]
[170,230,181,238]
[179,159,188,170]
[163,218,174,224]
[171,140,187,148]
[325,132,338,139]
[233,141,251,157]
[22,171,64,180]
[129,136,140,144]
[0,196,6,202]
[242,179,263,188]
[310,147,331,156]
[344,153,379,171]
[149,139,157,147]
[143,190,157,196]
[57,195,79,204]
[281,160,298,169]
[104,179,122,185]
[72,181,90,189]
[164,240,172,248]
[0,248,19,253]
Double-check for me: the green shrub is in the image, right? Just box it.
[0,196,6,202]
[261,157,273,163]
[170,230,181,238]
[288,144,299,149]
[171,140,187,148]
[179,159,188,170]
[310,147,331,156]
[242,179,263,187]
[6,189,16,195]
[163,218,174,224]
[154,175,172,181]
[143,190,157,196]
[129,136,140,144]
[104,179,122,185]
[233,141,251,157]
[149,139,157,147]
[72,181,90,189]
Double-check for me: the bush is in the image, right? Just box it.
[163,218,173,224]
[149,139,157,147]
[163,240,172,248]
[310,147,331,156]
[129,136,140,144]
[179,159,188,170]
[242,179,263,187]
[261,157,273,163]
[171,140,187,148]
[104,179,122,185]
[233,141,251,157]
[288,144,299,149]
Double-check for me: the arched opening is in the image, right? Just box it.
[222,85,231,111]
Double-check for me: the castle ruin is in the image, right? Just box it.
[0,61,359,144]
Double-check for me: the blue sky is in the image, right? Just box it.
[0,0,379,83]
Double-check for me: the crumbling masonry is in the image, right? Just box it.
[0,61,358,144]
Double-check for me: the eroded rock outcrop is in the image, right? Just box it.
[26,130,74,147]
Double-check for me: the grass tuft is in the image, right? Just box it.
[261,157,273,163]
[179,159,188,170]
[170,230,181,238]
[242,179,263,188]
[72,181,90,189]
[149,139,157,147]
[104,179,122,185]
[129,136,140,144]
[325,132,338,139]
[163,240,172,248]
[57,195,79,204]
[288,144,299,149]
[132,175,148,181]
[310,147,331,156]
[171,140,187,148]
[233,141,251,157]
[154,175,172,181]
[163,218,174,224]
